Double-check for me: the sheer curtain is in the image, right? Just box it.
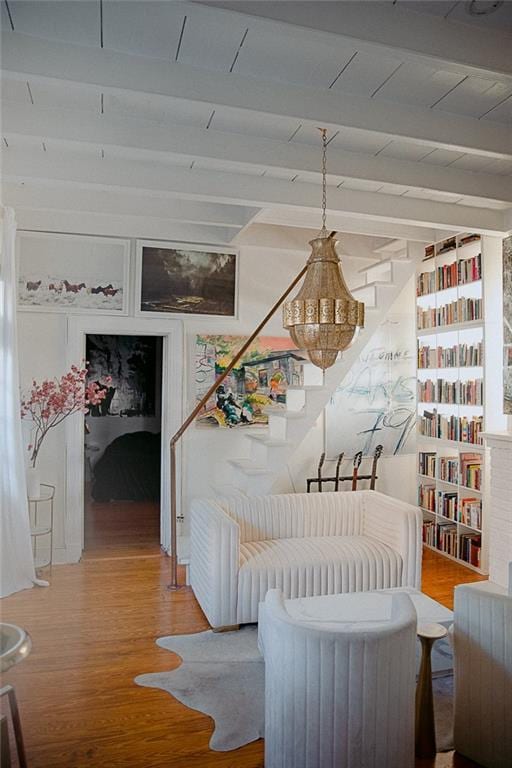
[0,207,39,596]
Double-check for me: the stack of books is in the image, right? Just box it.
[458,252,481,285]
[418,451,436,477]
[458,379,483,406]
[460,453,482,490]
[417,270,436,296]
[438,491,458,520]
[459,498,482,529]
[459,532,481,567]
[439,456,458,484]
[417,297,483,330]
[422,519,436,545]
[418,484,436,512]
[437,260,458,291]
[418,410,483,444]
[459,342,483,367]
[437,522,457,556]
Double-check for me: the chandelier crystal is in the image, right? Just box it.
[283,129,365,370]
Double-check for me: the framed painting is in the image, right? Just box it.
[136,240,238,318]
[194,334,308,428]
[16,232,130,315]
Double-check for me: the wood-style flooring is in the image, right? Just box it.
[83,500,161,559]
[0,544,485,768]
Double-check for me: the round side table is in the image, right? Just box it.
[415,621,448,759]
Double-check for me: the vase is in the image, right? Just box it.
[26,466,41,499]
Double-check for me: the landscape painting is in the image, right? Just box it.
[503,235,512,414]
[137,241,237,317]
[194,335,307,428]
[325,313,416,457]
[17,232,129,314]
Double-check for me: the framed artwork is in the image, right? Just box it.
[503,235,512,415]
[16,232,130,314]
[136,240,238,318]
[194,334,307,428]
[325,313,416,457]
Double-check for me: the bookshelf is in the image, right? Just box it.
[416,232,503,574]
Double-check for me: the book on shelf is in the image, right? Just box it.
[437,237,456,254]
[436,261,458,291]
[417,342,483,369]
[459,498,482,529]
[418,451,436,477]
[439,456,458,484]
[417,378,482,405]
[418,483,436,512]
[437,521,458,556]
[459,532,481,567]
[422,519,436,545]
[417,297,482,330]
[458,253,481,285]
[459,234,480,247]
[417,270,436,297]
[424,244,435,261]
[438,490,458,521]
[460,452,482,490]
[418,409,483,444]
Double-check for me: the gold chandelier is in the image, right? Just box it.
[283,129,365,370]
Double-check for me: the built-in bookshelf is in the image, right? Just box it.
[416,232,503,574]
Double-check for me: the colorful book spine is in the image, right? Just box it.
[418,409,483,444]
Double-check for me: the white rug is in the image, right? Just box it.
[135,626,454,752]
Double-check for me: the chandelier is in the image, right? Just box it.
[283,129,365,370]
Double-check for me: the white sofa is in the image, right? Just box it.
[260,589,417,768]
[190,490,422,630]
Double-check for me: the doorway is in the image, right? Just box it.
[83,333,163,557]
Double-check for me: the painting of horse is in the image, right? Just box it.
[17,232,130,314]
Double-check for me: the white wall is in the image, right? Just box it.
[17,233,415,560]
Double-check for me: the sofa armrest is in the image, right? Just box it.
[362,491,422,589]
[190,499,240,629]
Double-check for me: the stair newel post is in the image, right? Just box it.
[168,263,309,590]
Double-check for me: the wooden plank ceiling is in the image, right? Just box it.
[1,0,511,243]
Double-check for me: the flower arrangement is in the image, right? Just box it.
[21,364,111,467]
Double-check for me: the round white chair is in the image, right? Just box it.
[259,589,417,768]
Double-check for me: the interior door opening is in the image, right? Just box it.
[83,333,163,558]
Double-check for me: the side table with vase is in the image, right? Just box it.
[28,483,55,572]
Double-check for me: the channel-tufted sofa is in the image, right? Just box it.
[190,490,422,630]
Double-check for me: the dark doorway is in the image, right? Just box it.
[83,334,163,557]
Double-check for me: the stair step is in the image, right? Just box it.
[245,433,291,448]
[358,256,408,274]
[263,406,306,419]
[352,279,397,291]
[228,459,273,476]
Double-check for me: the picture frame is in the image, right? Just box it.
[16,231,130,315]
[135,240,238,319]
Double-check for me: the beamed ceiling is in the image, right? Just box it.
[1,0,511,245]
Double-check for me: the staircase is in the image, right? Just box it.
[219,247,419,497]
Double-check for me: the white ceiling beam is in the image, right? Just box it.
[3,147,506,234]
[200,1,512,79]
[2,180,256,228]
[5,102,512,205]
[2,31,511,159]
[255,209,439,244]
[15,208,237,245]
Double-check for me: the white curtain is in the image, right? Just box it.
[0,207,38,597]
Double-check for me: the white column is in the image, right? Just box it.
[482,431,512,589]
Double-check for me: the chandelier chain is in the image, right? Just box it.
[320,128,327,236]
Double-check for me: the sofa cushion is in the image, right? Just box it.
[237,535,403,624]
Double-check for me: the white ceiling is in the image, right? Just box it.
[1,0,511,244]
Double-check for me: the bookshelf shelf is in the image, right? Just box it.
[416,232,503,575]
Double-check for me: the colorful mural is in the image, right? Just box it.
[195,335,306,428]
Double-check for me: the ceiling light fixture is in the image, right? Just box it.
[283,129,365,369]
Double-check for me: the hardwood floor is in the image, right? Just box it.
[0,547,486,768]
[83,500,161,559]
